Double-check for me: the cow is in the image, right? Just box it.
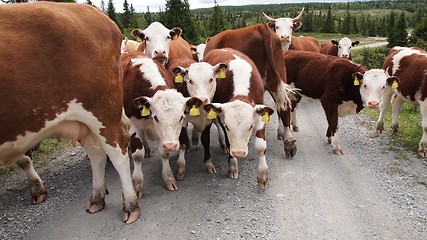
[131,21,192,67]
[204,22,297,158]
[320,37,360,59]
[167,57,228,173]
[283,50,398,154]
[202,48,274,188]
[121,51,204,192]
[0,2,140,224]
[376,46,427,157]
[190,43,207,62]
[290,36,321,52]
[262,8,305,52]
[121,36,141,53]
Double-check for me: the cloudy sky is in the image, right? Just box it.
[76,0,353,13]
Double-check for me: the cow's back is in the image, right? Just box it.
[205,23,287,89]
[168,37,193,64]
[290,36,321,52]
[0,2,123,145]
[320,42,338,56]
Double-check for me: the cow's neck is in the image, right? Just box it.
[230,95,252,105]
[282,42,291,52]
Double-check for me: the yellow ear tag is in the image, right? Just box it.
[261,112,270,123]
[172,35,178,40]
[353,77,360,86]
[141,105,150,117]
[207,108,217,119]
[136,37,142,43]
[391,81,398,89]
[217,69,226,79]
[189,105,200,116]
[175,73,184,83]
[192,49,197,54]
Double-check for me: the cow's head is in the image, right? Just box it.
[332,37,360,59]
[131,22,182,66]
[204,101,274,158]
[133,89,203,152]
[353,69,400,109]
[263,8,304,51]
[172,62,227,130]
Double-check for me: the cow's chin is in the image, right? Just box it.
[153,57,168,66]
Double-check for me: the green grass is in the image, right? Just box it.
[363,103,422,153]
[0,138,69,176]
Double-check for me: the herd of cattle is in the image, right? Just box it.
[1,2,426,224]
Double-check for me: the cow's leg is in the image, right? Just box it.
[255,128,268,188]
[213,119,228,153]
[278,109,297,158]
[376,90,394,134]
[141,130,151,158]
[159,149,177,190]
[291,105,300,132]
[391,96,404,134]
[176,127,189,180]
[129,131,145,198]
[417,100,427,157]
[322,102,342,155]
[228,156,239,179]
[16,153,47,204]
[201,123,216,173]
[191,127,199,146]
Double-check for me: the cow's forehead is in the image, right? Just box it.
[275,18,294,30]
[143,22,170,37]
[151,89,186,112]
[339,37,352,47]
[363,69,387,84]
[188,62,214,79]
[222,101,254,124]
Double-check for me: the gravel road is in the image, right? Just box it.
[1,95,426,240]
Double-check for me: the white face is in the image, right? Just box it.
[272,18,295,44]
[359,69,390,109]
[142,22,173,62]
[215,101,266,157]
[147,89,188,152]
[196,44,206,61]
[337,37,353,58]
[185,62,218,101]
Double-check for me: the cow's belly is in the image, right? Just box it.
[0,99,104,167]
[338,101,357,117]
[396,91,420,107]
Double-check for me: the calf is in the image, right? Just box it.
[122,52,204,192]
[320,37,360,59]
[284,50,398,154]
[131,21,192,67]
[0,2,139,224]
[121,36,141,53]
[190,43,207,62]
[376,46,427,157]
[205,22,297,158]
[202,48,274,188]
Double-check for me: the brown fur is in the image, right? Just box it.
[290,36,321,52]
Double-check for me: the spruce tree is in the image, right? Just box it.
[387,11,397,47]
[342,3,351,34]
[409,17,427,49]
[163,0,199,44]
[395,11,408,46]
[322,5,335,33]
[145,6,153,25]
[122,0,131,29]
[209,2,227,36]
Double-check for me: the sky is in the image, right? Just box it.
[76,0,354,13]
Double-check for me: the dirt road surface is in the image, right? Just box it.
[1,95,426,240]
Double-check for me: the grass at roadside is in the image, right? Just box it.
[363,103,422,154]
[0,138,69,176]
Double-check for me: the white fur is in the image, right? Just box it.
[391,47,427,75]
[196,43,206,61]
[337,37,353,58]
[141,22,172,60]
[229,57,252,97]
[359,69,390,108]
[186,62,217,101]
[131,57,166,89]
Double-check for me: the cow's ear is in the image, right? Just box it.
[185,97,205,116]
[267,21,276,30]
[255,105,274,123]
[292,21,302,31]
[331,40,339,46]
[213,63,228,79]
[170,27,182,40]
[131,29,144,42]
[133,96,152,117]
[190,45,197,54]
[352,72,364,86]
[172,66,187,83]
[203,103,222,119]
[387,76,400,89]
[352,41,360,47]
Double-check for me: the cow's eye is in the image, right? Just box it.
[363,84,367,88]
[275,26,279,30]
[145,37,149,41]
[249,125,253,131]
[382,86,386,89]
[188,79,193,84]
[180,116,184,122]
[224,125,229,131]
[210,78,214,83]
[153,116,159,122]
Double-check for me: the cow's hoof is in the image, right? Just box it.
[132,178,144,199]
[31,193,47,205]
[86,202,105,213]
[165,181,178,191]
[376,122,384,133]
[333,149,343,155]
[292,126,300,132]
[205,159,217,173]
[228,170,239,179]
[122,202,140,224]
[418,145,427,158]
[175,169,185,181]
[192,137,199,147]
[284,139,297,158]
[392,125,400,134]
[220,143,229,154]
[257,175,268,189]
[29,180,48,205]
[277,134,284,140]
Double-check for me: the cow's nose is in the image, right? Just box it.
[155,50,166,55]
[341,53,349,58]
[368,101,379,108]
[162,143,177,152]
[232,151,247,158]
[280,35,290,41]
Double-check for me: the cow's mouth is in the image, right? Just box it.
[153,57,168,66]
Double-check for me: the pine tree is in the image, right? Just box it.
[322,5,335,33]
[107,0,122,29]
[409,17,427,49]
[342,3,351,34]
[387,11,397,47]
[209,2,227,36]
[85,0,92,5]
[395,11,408,46]
[100,0,105,12]
[121,0,131,28]
[145,6,153,25]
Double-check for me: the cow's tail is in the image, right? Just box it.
[258,23,294,111]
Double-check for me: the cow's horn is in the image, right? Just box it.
[292,7,305,21]
[262,12,276,22]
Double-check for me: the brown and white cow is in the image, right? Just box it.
[202,48,274,188]
[167,57,228,159]
[283,50,398,154]
[262,8,305,52]
[131,21,192,67]
[121,36,141,53]
[376,46,427,157]
[121,51,204,192]
[289,36,321,52]
[204,22,297,158]
[0,2,140,224]
[320,37,360,59]
[190,43,207,62]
